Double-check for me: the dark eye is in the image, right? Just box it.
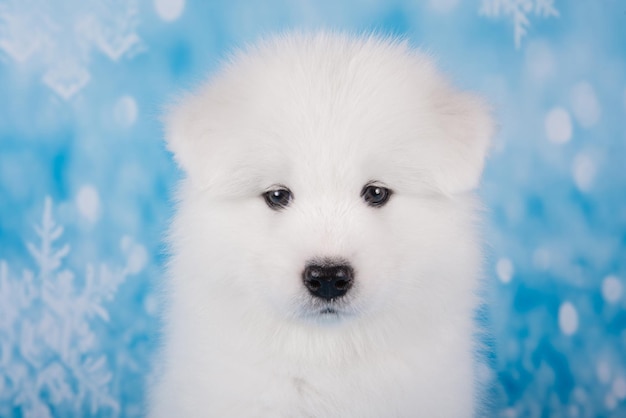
[361,184,392,207]
[263,187,293,210]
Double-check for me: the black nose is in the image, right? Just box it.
[303,262,354,300]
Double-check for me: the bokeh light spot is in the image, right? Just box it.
[75,185,101,223]
[572,153,596,192]
[570,81,601,128]
[496,258,514,283]
[154,0,185,22]
[558,301,578,336]
[545,107,572,144]
[613,377,626,400]
[602,275,623,304]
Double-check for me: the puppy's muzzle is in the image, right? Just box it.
[302,260,354,300]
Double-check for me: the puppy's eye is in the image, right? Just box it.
[263,187,293,210]
[361,184,392,207]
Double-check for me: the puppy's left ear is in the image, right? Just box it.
[430,91,494,195]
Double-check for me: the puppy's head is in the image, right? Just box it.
[166,32,493,327]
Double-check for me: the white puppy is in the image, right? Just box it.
[150,32,493,418]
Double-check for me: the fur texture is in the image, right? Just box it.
[150,32,493,418]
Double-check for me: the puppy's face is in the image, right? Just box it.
[167,34,492,326]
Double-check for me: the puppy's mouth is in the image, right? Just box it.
[319,307,338,315]
[304,299,354,320]
[294,293,356,321]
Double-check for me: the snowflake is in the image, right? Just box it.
[479,0,559,49]
[0,0,142,99]
[0,197,140,417]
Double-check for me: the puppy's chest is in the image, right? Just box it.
[236,358,421,417]
[197,341,475,417]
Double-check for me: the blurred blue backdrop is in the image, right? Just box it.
[1,0,625,417]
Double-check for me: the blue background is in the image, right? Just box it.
[1,0,625,416]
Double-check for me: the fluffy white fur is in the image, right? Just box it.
[150,32,493,418]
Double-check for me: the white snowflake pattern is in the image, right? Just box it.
[0,0,142,99]
[0,197,141,417]
[479,0,559,48]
